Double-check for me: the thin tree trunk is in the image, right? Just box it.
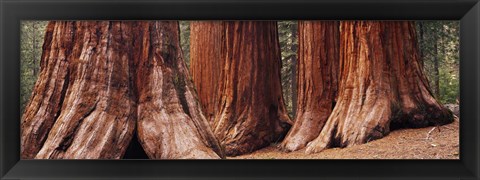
[418,22,425,68]
[305,21,453,153]
[190,21,292,156]
[434,33,440,98]
[22,21,224,159]
[280,21,339,152]
[290,22,298,118]
[32,22,38,76]
[440,25,448,99]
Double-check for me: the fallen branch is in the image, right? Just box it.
[425,127,437,140]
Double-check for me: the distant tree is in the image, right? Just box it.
[180,21,191,67]
[278,21,298,118]
[20,21,47,113]
[416,21,459,104]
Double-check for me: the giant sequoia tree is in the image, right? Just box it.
[190,21,292,156]
[304,21,453,153]
[21,21,224,159]
[279,21,339,152]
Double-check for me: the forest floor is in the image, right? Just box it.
[230,117,460,159]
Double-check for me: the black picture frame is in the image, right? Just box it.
[1,0,479,179]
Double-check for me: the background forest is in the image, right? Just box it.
[20,21,460,118]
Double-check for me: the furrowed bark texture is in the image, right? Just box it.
[33,21,137,159]
[305,21,454,153]
[134,21,224,159]
[190,21,292,156]
[280,21,339,152]
[21,22,71,159]
[190,21,225,123]
[22,21,224,159]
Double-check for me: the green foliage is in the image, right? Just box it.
[416,21,460,104]
[278,21,298,118]
[20,21,48,114]
[179,21,191,68]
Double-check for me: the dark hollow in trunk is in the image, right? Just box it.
[123,132,149,159]
[305,21,454,153]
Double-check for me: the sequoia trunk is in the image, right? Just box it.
[280,21,339,152]
[21,22,73,159]
[134,21,224,159]
[305,21,453,153]
[26,21,137,159]
[21,21,224,159]
[189,21,225,122]
[190,21,292,156]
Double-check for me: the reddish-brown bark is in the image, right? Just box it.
[305,21,454,153]
[190,21,292,156]
[280,21,339,152]
[21,21,224,159]
[190,21,225,122]
[21,22,72,159]
[31,21,137,159]
[134,21,224,159]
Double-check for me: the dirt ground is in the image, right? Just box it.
[230,117,459,159]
